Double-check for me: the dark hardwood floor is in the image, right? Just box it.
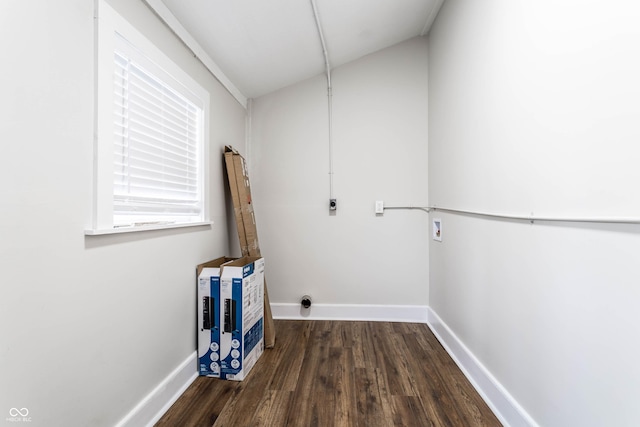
[156,320,501,427]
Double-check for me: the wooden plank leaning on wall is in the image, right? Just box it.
[224,145,276,348]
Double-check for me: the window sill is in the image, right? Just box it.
[85,221,213,236]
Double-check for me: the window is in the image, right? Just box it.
[88,0,210,235]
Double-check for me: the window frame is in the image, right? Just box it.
[87,0,210,235]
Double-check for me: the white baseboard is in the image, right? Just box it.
[115,351,198,427]
[426,307,538,427]
[271,303,429,323]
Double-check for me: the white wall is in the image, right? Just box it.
[429,1,640,426]
[250,37,429,310]
[0,1,245,426]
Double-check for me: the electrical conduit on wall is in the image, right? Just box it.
[310,0,335,209]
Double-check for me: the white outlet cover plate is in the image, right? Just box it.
[432,218,442,241]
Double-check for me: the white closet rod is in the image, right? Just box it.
[432,206,640,224]
[384,205,640,225]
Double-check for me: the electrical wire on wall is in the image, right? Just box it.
[310,0,335,211]
[384,205,431,214]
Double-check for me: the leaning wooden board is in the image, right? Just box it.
[224,146,275,348]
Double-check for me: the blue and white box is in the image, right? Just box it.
[197,257,235,377]
[219,256,265,381]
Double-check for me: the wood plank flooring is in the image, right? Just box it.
[156,320,501,427]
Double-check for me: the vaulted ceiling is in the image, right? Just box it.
[156,0,444,99]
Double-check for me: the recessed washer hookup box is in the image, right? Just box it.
[219,256,265,381]
[197,257,236,377]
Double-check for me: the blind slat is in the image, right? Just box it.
[114,173,199,191]
[114,141,198,164]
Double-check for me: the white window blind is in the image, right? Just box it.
[113,51,201,225]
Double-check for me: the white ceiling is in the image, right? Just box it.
[157,0,444,99]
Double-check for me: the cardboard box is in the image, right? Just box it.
[197,257,236,377]
[224,146,275,348]
[218,256,265,381]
